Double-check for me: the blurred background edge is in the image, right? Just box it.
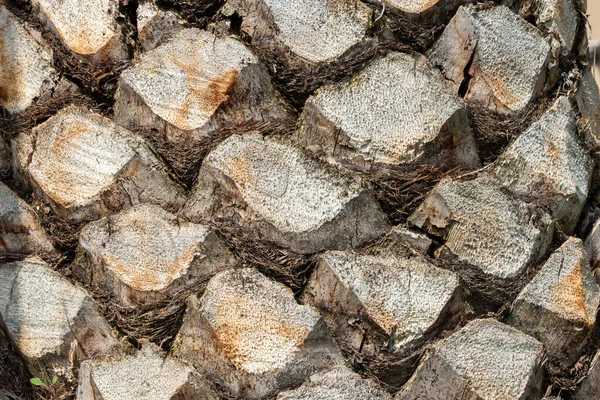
[589,2,599,80]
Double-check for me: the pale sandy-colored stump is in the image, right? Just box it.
[172,268,344,398]
[297,52,480,172]
[409,176,554,306]
[508,238,600,366]
[113,28,292,178]
[29,0,128,62]
[183,133,390,254]
[76,342,219,400]
[0,258,119,379]
[494,96,593,234]
[13,106,186,223]
[75,203,236,306]
[396,319,545,400]
[221,0,373,81]
[304,250,466,357]
[0,6,58,114]
[277,366,393,400]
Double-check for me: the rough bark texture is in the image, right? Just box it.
[76,341,219,400]
[385,224,433,254]
[516,0,579,55]
[276,365,393,400]
[171,268,344,399]
[29,0,128,62]
[304,250,466,357]
[183,134,390,254]
[0,138,10,180]
[507,238,600,367]
[494,96,593,234]
[378,0,470,17]
[296,52,480,173]
[74,203,237,306]
[409,175,554,306]
[113,28,293,181]
[396,319,545,400]
[428,4,552,114]
[224,0,372,64]
[0,258,120,381]
[136,0,185,51]
[0,6,58,114]
[1,0,600,398]
[575,67,600,150]
[220,0,376,99]
[585,217,600,276]
[575,350,600,399]
[0,181,55,258]
[13,105,186,223]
